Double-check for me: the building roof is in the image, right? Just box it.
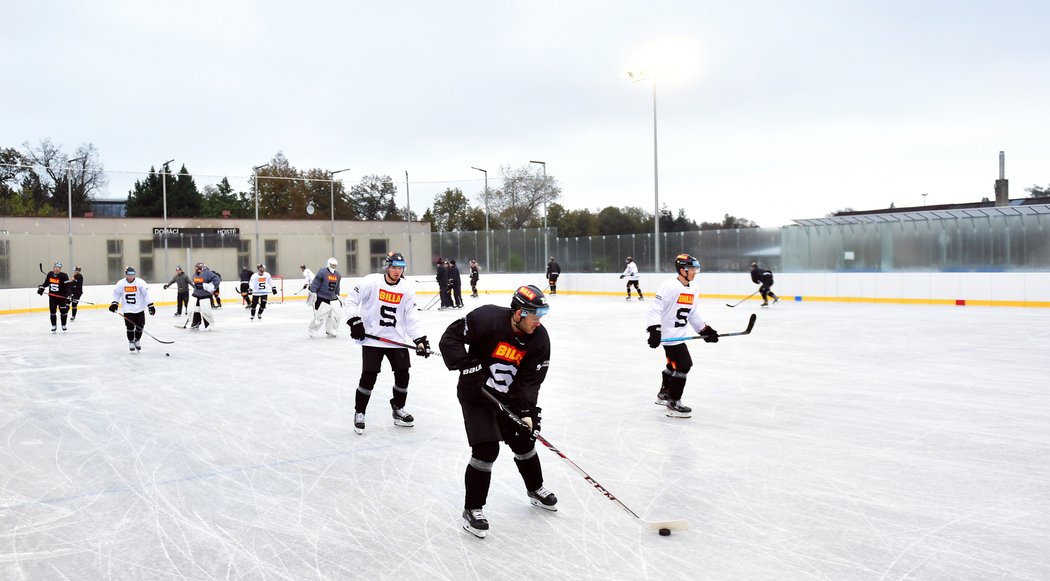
[793,197,1050,227]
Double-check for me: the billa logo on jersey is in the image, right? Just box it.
[48,277,60,284]
[123,286,137,293]
[492,342,525,365]
[378,289,404,304]
[676,293,695,306]
[193,277,204,284]
[327,274,337,282]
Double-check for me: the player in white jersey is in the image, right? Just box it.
[619,256,643,300]
[108,266,156,353]
[300,264,315,307]
[248,264,278,320]
[344,251,432,434]
[645,253,719,418]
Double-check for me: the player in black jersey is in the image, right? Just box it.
[69,266,84,321]
[37,261,71,332]
[440,284,557,538]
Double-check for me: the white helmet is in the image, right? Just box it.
[326,257,338,269]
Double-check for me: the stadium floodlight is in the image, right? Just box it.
[330,168,352,258]
[161,159,175,276]
[471,167,490,265]
[253,163,271,264]
[626,69,661,271]
[66,156,87,269]
[530,161,548,260]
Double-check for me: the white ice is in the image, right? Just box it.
[2,294,1049,580]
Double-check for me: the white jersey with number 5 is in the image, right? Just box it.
[112,278,153,314]
[646,277,707,345]
[250,271,274,294]
[343,273,423,348]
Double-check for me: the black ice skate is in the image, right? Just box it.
[128,342,136,353]
[391,402,414,427]
[654,390,670,405]
[665,400,692,418]
[353,412,366,435]
[528,487,558,511]
[462,508,489,538]
[134,340,141,351]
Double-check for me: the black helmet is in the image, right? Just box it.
[510,284,549,316]
[384,251,406,268]
[674,253,700,273]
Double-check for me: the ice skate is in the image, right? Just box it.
[528,487,558,511]
[134,340,141,351]
[462,508,489,538]
[637,296,643,301]
[772,295,779,304]
[626,295,632,301]
[654,390,669,405]
[353,412,366,435]
[61,325,67,331]
[51,326,57,333]
[665,400,692,418]
[128,342,136,353]
[391,402,414,427]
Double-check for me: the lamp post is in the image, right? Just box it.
[627,70,661,272]
[529,160,548,262]
[330,167,352,259]
[160,159,175,277]
[470,166,490,267]
[253,163,270,264]
[66,156,87,269]
[405,170,413,272]
[922,193,928,207]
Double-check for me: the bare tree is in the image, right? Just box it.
[485,164,562,229]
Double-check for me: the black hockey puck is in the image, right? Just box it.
[165,353,170,357]
[658,528,671,536]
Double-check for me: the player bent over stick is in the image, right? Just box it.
[439,284,557,538]
[344,251,431,434]
[646,254,719,418]
[109,266,156,353]
[307,258,342,337]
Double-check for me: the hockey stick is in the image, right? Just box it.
[661,313,757,343]
[361,333,438,356]
[421,293,440,311]
[725,290,759,308]
[480,389,688,534]
[46,292,95,305]
[39,262,45,274]
[112,310,175,344]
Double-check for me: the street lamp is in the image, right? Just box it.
[470,166,490,267]
[66,156,87,269]
[627,70,661,272]
[160,159,175,277]
[330,167,352,259]
[529,160,548,262]
[253,163,270,264]
[922,193,928,207]
[405,170,413,272]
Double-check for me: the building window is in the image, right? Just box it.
[0,239,9,284]
[345,239,358,276]
[139,239,154,280]
[264,239,278,272]
[239,240,251,269]
[107,239,124,280]
[369,239,388,272]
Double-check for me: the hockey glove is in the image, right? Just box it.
[271,287,277,295]
[619,274,625,279]
[413,336,431,358]
[347,316,366,340]
[148,303,156,316]
[647,325,661,349]
[302,283,308,290]
[699,325,719,343]
[37,286,45,296]
[519,406,542,434]
[458,359,486,393]
[163,284,170,290]
[108,302,119,313]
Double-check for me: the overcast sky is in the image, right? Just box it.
[4,0,1048,227]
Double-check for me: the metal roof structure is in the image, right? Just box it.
[792,203,1050,227]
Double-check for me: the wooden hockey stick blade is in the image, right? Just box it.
[644,519,689,533]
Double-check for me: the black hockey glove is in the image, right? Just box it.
[518,406,542,435]
[163,284,170,289]
[148,303,156,316]
[699,325,719,343]
[347,316,365,340]
[37,286,45,296]
[619,274,625,279]
[271,287,277,295]
[413,336,431,358]
[302,283,308,290]
[108,302,119,313]
[458,359,486,393]
[647,325,661,349]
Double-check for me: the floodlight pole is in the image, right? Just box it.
[253,163,270,265]
[161,159,175,277]
[405,170,413,273]
[471,166,490,267]
[530,160,548,261]
[66,156,87,269]
[627,70,660,271]
[330,167,352,259]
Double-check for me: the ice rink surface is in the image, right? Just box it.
[2,292,1049,580]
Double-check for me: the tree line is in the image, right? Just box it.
[2,140,760,232]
